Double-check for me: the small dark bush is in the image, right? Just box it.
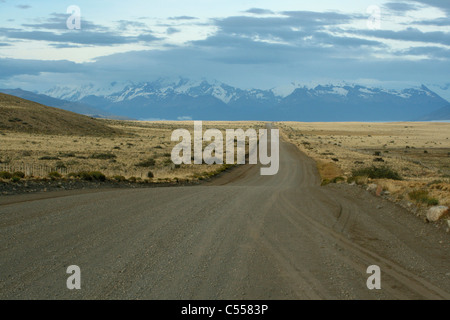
[90,153,117,160]
[90,171,106,181]
[136,158,156,167]
[11,176,21,182]
[112,175,126,182]
[39,156,61,160]
[0,171,12,179]
[74,171,106,181]
[13,171,25,178]
[147,171,154,178]
[60,152,76,158]
[373,158,385,162]
[351,166,402,180]
[374,151,381,156]
[48,172,62,180]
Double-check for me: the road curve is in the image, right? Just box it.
[0,136,449,299]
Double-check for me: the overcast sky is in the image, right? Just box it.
[0,0,449,91]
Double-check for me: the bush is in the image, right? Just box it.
[408,190,439,206]
[13,171,25,178]
[147,171,154,178]
[90,153,116,160]
[73,171,106,181]
[11,176,21,182]
[112,175,126,182]
[48,171,62,180]
[0,171,12,179]
[136,158,156,167]
[90,171,106,181]
[39,156,61,160]
[351,166,402,180]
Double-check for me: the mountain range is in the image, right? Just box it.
[2,78,450,121]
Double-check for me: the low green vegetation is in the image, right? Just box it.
[408,190,439,206]
[351,166,402,180]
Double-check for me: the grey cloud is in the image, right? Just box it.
[168,16,197,20]
[411,0,450,14]
[415,17,450,26]
[166,27,180,35]
[355,27,450,47]
[22,13,109,31]
[116,20,147,30]
[245,8,274,15]
[16,4,31,9]
[0,58,83,79]
[384,2,420,12]
[400,46,450,59]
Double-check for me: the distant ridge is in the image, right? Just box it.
[0,93,122,136]
[43,79,450,121]
[418,104,450,121]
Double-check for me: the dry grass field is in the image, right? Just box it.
[0,119,264,182]
[278,122,450,207]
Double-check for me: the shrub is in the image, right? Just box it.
[60,152,76,158]
[90,171,106,181]
[147,171,154,178]
[331,176,345,183]
[408,190,439,206]
[13,171,25,178]
[112,175,126,182]
[136,158,156,167]
[73,171,106,181]
[39,156,61,160]
[0,171,12,179]
[48,171,62,180]
[11,176,21,182]
[90,153,116,160]
[128,177,137,182]
[351,166,401,180]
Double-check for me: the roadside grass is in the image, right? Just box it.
[408,189,439,206]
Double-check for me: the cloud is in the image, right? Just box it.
[16,4,31,9]
[355,27,450,46]
[1,13,160,46]
[168,16,197,21]
[411,0,450,14]
[0,58,83,79]
[22,13,109,31]
[384,2,420,12]
[166,27,180,35]
[415,17,450,26]
[400,46,450,59]
[245,8,274,15]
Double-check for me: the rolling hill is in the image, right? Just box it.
[0,93,122,136]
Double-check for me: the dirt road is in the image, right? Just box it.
[0,137,449,299]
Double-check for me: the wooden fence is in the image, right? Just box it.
[0,163,70,177]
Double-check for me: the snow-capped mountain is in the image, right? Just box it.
[42,78,450,121]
